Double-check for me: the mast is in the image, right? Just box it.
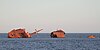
[30,29,43,36]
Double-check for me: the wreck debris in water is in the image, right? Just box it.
[88,35,96,38]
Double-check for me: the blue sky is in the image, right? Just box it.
[0,0,100,33]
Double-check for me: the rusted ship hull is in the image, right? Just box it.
[8,28,43,38]
[50,30,65,38]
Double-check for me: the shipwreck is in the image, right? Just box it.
[8,28,43,38]
[50,29,65,38]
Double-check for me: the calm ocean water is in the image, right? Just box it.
[0,33,100,50]
[0,33,100,38]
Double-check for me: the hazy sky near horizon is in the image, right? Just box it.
[0,0,100,33]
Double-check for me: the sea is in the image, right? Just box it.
[0,33,100,50]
